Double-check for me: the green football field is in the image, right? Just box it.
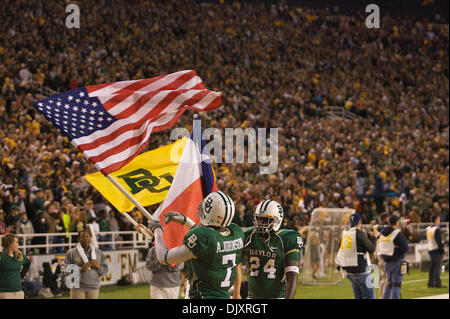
[53,268,449,299]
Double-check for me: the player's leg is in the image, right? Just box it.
[151,285,180,299]
[165,286,181,299]
[150,285,165,299]
[70,288,86,299]
[85,289,99,299]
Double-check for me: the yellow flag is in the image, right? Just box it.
[85,138,188,213]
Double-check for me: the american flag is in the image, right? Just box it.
[32,70,222,175]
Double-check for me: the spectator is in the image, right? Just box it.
[5,205,21,230]
[64,229,108,299]
[52,211,67,254]
[71,208,88,240]
[107,210,120,250]
[30,189,45,218]
[355,159,368,196]
[60,206,71,242]
[42,259,62,296]
[15,212,34,253]
[309,229,321,281]
[85,200,97,221]
[0,0,448,254]
[0,210,7,235]
[32,210,49,254]
[22,254,43,298]
[97,210,111,250]
[0,233,31,299]
[18,63,32,86]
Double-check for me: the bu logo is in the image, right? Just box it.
[118,169,173,194]
[187,234,198,249]
[204,198,213,214]
[297,236,304,249]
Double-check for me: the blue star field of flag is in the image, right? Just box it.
[32,87,118,141]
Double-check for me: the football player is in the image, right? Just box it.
[243,200,303,299]
[164,199,303,299]
[135,191,244,299]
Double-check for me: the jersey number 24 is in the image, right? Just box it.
[249,257,276,279]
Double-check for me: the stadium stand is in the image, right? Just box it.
[0,0,448,253]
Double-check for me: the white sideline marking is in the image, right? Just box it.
[415,294,449,299]
[403,276,449,284]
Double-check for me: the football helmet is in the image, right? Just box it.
[254,200,284,233]
[197,191,235,227]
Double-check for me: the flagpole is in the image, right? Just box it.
[79,150,154,240]
[122,211,153,241]
[192,114,201,151]
[105,174,155,221]
[103,176,154,241]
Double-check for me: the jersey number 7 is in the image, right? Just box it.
[220,253,236,288]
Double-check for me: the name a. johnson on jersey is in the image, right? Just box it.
[249,249,277,259]
[216,238,244,253]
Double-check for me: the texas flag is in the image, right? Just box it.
[152,117,218,249]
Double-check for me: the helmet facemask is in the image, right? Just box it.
[254,213,279,233]
[253,200,284,233]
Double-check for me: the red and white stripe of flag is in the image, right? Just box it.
[72,70,222,174]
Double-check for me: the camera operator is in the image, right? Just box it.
[427,215,446,288]
[377,215,409,299]
[336,213,376,299]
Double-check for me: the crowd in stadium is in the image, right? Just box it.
[0,0,448,250]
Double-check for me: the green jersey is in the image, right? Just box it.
[244,227,303,299]
[0,252,30,293]
[183,223,244,299]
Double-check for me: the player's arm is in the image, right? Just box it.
[285,259,300,299]
[135,222,195,265]
[232,263,242,299]
[284,232,303,299]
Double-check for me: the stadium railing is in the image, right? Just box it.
[0,231,150,254]
[31,80,59,98]
[2,223,447,261]
[323,105,361,120]
[442,126,449,139]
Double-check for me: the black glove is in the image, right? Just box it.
[164,211,187,225]
[148,219,164,233]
